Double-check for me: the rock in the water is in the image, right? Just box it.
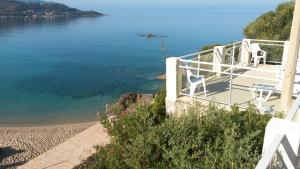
[156,73,166,80]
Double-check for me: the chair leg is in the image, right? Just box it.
[190,84,197,96]
[250,89,256,100]
[197,84,200,93]
[256,89,264,108]
[254,57,258,67]
[203,81,207,97]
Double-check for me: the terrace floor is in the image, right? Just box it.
[178,64,296,113]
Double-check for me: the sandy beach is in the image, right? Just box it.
[0,122,96,169]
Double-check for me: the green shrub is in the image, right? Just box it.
[75,96,271,169]
[260,45,284,62]
[142,105,271,169]
[201,44,222,51]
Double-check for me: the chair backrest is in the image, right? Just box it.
[250,43,261,55]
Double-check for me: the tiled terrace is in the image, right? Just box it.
[178,65,294,112]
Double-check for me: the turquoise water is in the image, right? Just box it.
[0,8,264,126]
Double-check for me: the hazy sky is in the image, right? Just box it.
[55,0,289,13]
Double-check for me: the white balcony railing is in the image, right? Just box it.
[166,39,288,115]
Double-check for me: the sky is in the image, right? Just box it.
[55,0,290,13]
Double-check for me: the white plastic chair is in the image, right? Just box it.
[186,67,207,96]
[250,43,267,67]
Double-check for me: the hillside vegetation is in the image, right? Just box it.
[244,2,294,40]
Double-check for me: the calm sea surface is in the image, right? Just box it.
[0,8,265,126]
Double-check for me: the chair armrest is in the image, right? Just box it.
[262,50,267,55]
[190,75,205,79]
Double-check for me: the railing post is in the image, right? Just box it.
[197,53,201,76]
[282,41,290,66]
[241,39,251,66]
[228,45,236,106]
[165,57,182,115]
[213,46,225,77]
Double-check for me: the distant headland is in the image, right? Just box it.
[0,0,103,19]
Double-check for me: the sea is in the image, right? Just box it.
[0,6,272,126]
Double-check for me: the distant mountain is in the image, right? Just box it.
[0,0,103,18]
[16,0,44,3]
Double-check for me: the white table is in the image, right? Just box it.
[249,83,276,110]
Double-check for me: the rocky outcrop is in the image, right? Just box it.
[156,73,166,80]
[105,93,154,117]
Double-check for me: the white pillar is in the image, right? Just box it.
[281,0,300,113]
[241,39,251,66]
[165,57,182,115]
[262,118,300,168]
[298,44,300,63]
[213,46,225,77]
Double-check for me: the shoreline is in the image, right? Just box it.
[0,120,99,128]
[0,122,96,169]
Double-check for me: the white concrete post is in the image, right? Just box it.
[213,46,225,77]
[165,57,182,115]
[282,41,290,66]
[241,39,251,66]
[299,45,300,62]
[281,0,300,113]
[262,118,300,168]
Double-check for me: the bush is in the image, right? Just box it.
[75,89,167,169]
[137,105,271,169]
[201,44,222,51]
[75,91,272,169]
